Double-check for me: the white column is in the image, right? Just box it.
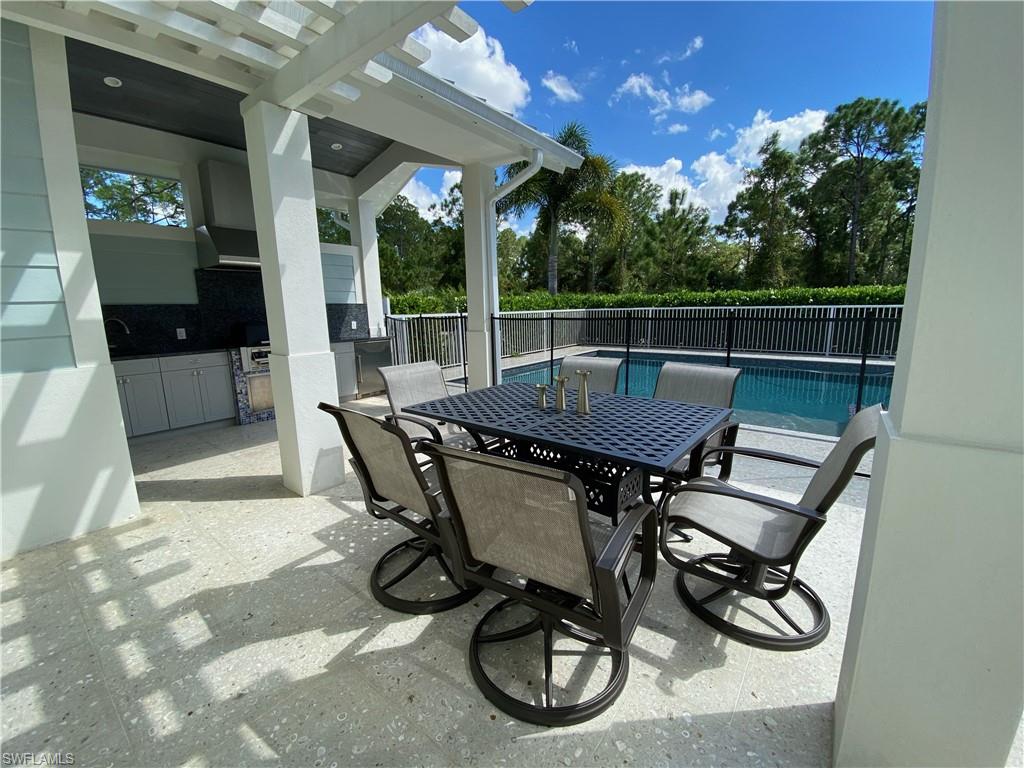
[461,163,500,389]
[1,27,140,557]
[834,4,1023,767]
[242,101,344,496]
[348,197,385,337]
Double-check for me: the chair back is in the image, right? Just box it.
[379,361,449,440]
[654,362,741,407]
[425,444,600,602]
[317,403,430,517]
[560,355,622,394]
[800,404,882,512]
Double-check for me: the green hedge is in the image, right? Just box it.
[387,285,906,315]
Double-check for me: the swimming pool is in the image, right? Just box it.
[501,351,893,436]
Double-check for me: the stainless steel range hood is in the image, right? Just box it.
[196,224,261,268]
[196,160,261,269]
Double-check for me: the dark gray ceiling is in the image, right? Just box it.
[65,39,393,177]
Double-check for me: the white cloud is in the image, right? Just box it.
[414,25,530,116]
[563,38,579,54]
[666,123,689,135]
[729,108,827,164]
[399,176,442,220]
[657,35,704,64]
[676,84,713,114]
[609,73,713,116]
[621,155,745,225]
[619,107,828,224]
[541,71,583,103]
[440,169,461,198]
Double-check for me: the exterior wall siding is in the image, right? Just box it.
[0,20,74,373]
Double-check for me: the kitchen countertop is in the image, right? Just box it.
[109,348,233,361]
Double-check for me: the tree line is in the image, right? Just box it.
[319,96,925,297]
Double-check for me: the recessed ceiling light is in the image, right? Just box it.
[103,76,123,88]
[329,142,344,151]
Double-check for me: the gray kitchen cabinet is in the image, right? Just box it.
[163,368,205,429]
[115,378,132,435]
[331,342,358,401]
[198,365,236,421]
[120,372,170,436]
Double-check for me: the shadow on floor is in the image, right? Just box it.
[135,475,294,503]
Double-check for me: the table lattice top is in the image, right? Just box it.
[404,382,732,472]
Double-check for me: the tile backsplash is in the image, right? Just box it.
[103,268,368,356]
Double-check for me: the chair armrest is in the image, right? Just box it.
[386,413,443,444]
[594,502,658,650]
[444,381,468,394]
[700,445,872,480]
[594,503,656,577]
[661,482,825,523]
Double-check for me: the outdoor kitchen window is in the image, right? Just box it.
[79,166,187,227]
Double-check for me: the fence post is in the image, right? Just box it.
[548,313,555,385]
[824,306,837,357]
[855,309,875,412]
[624,312,632,395]
[459,312,467,384]
[489,314,496,387]
[726,309,735,367]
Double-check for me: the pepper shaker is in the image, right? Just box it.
[575,370,591,415]
[554,376,569,411]
[535,383,548,409]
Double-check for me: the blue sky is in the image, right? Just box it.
[404,1,935,232]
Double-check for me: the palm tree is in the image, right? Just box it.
[498,122,620,294]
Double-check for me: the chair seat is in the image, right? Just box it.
[665,478,805,562]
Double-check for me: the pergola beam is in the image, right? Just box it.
[240,1,451,112]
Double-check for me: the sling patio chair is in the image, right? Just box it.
[421,442,658,727]
[379,361,489,451]
[652,361,743,483]
[318,402,480,614]
[658,404,881,651]
[559,354,623,394]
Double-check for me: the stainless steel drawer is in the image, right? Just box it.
[159,351,229,372]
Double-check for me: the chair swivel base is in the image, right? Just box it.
[675,554,831,651]
[468,597,629,727]
[370,536,481,615]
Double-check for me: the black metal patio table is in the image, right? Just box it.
[404,381,732,522]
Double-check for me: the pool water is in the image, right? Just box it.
[502,353,893,436]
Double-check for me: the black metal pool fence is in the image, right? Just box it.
[384,305,902,413]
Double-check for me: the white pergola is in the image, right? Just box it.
[2,0,581,498]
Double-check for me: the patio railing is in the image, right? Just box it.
[385,304,903,411]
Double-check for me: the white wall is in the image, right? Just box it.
[1,24,139,558]
[834,3,1024,766]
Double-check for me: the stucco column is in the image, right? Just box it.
[461,163,500,389]
[833,4,1023,766]
[242,101,344,495]
[348,197,385,337]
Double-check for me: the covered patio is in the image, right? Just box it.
[1,406,873,767]
[1,2,1021,767]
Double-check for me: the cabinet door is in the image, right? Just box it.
[116,378,134,437]
[123,372,170,435]
[162,369,204,429]
[198,365,237,422]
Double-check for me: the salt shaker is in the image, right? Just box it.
[535,383,547,409]
[575,370,592,415]
[554,376,569,411]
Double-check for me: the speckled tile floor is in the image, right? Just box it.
[1,399,878,768]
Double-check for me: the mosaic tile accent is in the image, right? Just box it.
[230,349,276,425]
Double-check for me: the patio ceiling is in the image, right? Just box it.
[67,38,392,177]
[5,1,582,174]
